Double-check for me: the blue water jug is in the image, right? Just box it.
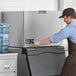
[0,23,9,53]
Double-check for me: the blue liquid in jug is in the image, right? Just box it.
[0,23,9,53]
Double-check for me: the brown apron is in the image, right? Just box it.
[61,39,76,76]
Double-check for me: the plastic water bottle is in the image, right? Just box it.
[0,23,9,53]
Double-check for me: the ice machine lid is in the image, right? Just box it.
[23,43,60,48]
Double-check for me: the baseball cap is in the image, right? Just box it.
[59,8,76,18]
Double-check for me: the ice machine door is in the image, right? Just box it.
[24,11,63,47]
[26,46,65,76]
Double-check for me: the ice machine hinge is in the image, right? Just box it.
[38,10,47,14]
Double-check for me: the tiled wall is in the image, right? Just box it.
[0,0,58,11]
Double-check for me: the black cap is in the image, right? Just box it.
[59,8,76,18]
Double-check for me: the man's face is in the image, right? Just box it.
[63,16,73,24]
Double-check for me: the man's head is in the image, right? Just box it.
[59,8,76,24]
[59,8,76,18]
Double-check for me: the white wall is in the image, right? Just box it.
[64,0,76,9]
[0,0,58,11]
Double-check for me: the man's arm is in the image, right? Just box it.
[33,37,52,46]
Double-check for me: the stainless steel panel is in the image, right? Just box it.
[0,12,2,22]
[24,11,63,46]
[2,11,24,47]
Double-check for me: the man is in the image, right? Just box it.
[33,8,76,76]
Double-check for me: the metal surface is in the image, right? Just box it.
[26,46,65,76]
[24,11,63,47]
[0,12,2,22]
[1,11,63,47]
[2,11,24,47]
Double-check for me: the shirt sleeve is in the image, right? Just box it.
[50,26,70,43]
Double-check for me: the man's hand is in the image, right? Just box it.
[33,41,40,47]
[33,37,51,46]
